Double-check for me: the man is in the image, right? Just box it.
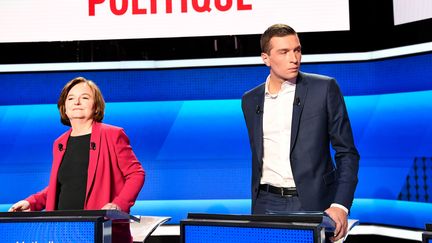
[241,24,359,242]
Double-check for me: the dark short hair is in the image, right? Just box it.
[57,77,105,126]
[260,24,297,54]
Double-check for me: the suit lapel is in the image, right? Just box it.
[86,122,101,205]
[253,85,265,163]
[291,72,308,152]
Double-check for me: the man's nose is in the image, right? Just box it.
[288,52,298,63]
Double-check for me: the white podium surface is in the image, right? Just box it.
[130,216,171,242]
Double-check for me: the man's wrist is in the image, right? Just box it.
[330,203,348,214]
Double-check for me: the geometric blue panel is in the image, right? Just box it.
[0,221,95,242]
[184,225,314,243]
[398,157,432,202]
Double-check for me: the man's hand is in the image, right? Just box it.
[325,207,348,242]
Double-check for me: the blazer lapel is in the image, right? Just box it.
[52,130,71,175]
[46,129,71,210]
[86,121,101,204]
[291,72,308,152]
[253,85,265,163]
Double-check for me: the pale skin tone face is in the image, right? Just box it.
[261,34,302,94]
[65,82,96,136]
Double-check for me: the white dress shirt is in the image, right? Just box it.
[260,77,296,188]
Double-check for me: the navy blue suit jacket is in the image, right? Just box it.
[241,72,359,212]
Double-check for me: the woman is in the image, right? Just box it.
[9,77,145,243]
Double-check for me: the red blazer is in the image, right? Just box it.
[26,122,145,213]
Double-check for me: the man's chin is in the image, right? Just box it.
[285,73,298,81]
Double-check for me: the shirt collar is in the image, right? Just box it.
[265,75,296,98]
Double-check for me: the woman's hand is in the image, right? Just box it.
[8,200,31,212]
[101,203,121,211]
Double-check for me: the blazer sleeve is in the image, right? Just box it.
[326,79,360,210]
[111,129,145,212]
[25,186,48,211]
[241,94,252,136]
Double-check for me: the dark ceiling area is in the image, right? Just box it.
[1,0,431,64]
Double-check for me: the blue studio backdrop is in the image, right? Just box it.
[1,52,432,228]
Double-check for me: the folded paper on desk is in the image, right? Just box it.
[333,219,360,243]
[130,216,171,242]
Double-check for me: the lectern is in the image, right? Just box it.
[423,224,432,243]
[181,212,335,243]
[0,210,138,243]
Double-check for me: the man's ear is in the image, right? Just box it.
[261,52,270,67]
